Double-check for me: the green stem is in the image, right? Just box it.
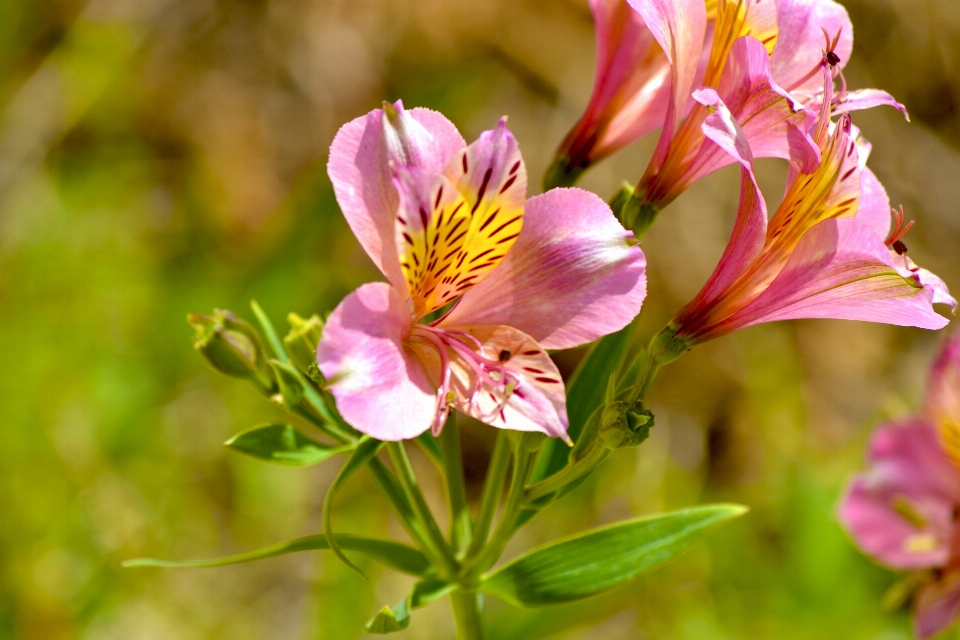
[467,433,510,558]
[439,419,471,556]
[450,590,484,640]
[522,444,610,505]
[465,447,534,579]
[386,442,459,578]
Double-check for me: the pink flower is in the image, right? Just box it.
[620,0,908,224]
[319,102,647,441]
[543,0,679,189]
[840,335,960,638]
[669,90,953,344]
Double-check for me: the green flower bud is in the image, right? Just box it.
[598,400,654,449]
[284,313,325,374]
[188,310,269,386]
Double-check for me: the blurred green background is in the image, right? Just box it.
[2,0,959,638]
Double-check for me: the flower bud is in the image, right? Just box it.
[284,313,325,374]
[598,400,654,449]
[188,310,269,386]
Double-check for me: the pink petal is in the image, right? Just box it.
[673,96,768,332]
[443,188,647,350]
[555,0,672,170]
[444,325,569,440]
[444,118,527,215]
[857,166,894,239]
[731,214,950,330]
[834,89,910,121]
[327,102,465,291]
[628,0,707,143]
[687,37,820,184]
[318,282,436,441]
[838,419,960,570]
[771,0,853,93]
[916,571,960,639]
[926,335,960,431]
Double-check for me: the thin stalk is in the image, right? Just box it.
[522,444,610,505]
[465,447,535,580]
[439,419,472,556]
[386,442,459,578]
[466,433,510,558]
[450,590,484,640]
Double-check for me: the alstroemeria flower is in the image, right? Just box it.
[542,0,686,190]
[840,335,960,638]
[319,102,647,441]
[668,91,953,345]
[626,0,907,220]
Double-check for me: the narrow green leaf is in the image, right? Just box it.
[225,423,352,466]
[250,299,288,362]
[323,436,384,577]
[481,504,747,607]
[415,431,442,465]
[123,533,430,576]
[533,324,634,481]
[364,580,456,634]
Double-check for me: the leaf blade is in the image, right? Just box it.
[122,533,430,576]
[480,504,747,607]
[225,423,352,466]
[322,436,385,577]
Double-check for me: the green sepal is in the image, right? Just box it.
[480,505,747,607]
[268,359,305,409]
[225,423,353,466]
[122,533,430,576]
[322,436,385,577]
[284,312,325,373]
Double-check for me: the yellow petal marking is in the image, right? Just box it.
[705,0,779,87]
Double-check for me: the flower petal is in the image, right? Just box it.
[834,89,910,121]
[857,166,894,239]
[391,167,473,317]
[731,214,950,330]
[838,419,960,570]
[445,325,569,440]
[443,188,647,350]
[327,102,465,291]
[673,100,769,334]
[915,569,960,639]
[688,36,819,183]
[628,0,707,140]
[318,282,435,441]
[927,336,960,470]
[770,0,853,93]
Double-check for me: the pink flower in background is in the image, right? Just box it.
[669,89,954,344]
[617,0,907,220]
[542,0,684,189]
[840,335,960,638]
[319,101,647,441]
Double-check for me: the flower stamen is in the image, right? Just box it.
[886,204,915,256]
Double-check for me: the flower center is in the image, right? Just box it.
[408,324,522,435]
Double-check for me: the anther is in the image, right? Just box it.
[885,204,915,255]
[498,349,511,362]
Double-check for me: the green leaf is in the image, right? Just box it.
[323,436,385,577]
[225,424,352,466]
[533,324,634,481]
[122,533,430,576]
[364,580,456,634]
[250,299,288,362]
[480,504,747,607]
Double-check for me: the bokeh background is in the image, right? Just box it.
[2,0,960,638]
